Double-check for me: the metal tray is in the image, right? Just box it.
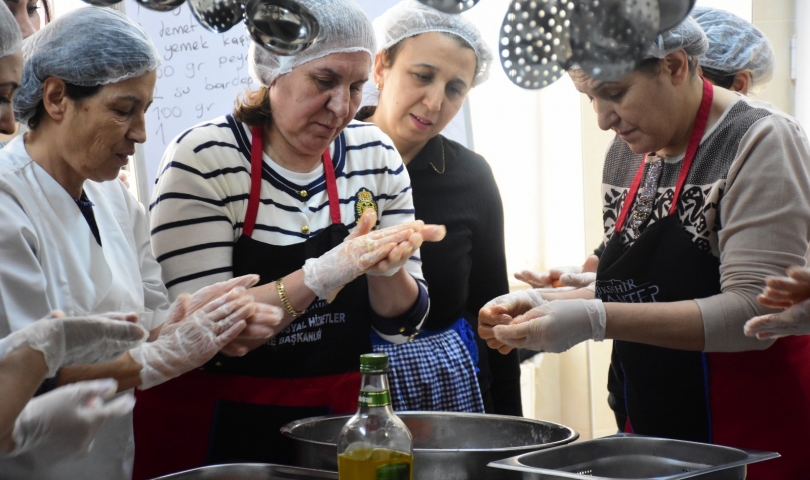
[149,463,338,480]
[488,434,780,479]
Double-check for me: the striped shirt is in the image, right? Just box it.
[149,115,426,341]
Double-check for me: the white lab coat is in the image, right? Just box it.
[0,136,170,480]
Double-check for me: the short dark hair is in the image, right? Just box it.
[27,81,102,130]
[636,55,701,78]
[699,66,736,89]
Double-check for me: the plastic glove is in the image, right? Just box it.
[492,299,606,354]
[744,298,810,340]
[514,255,599,289]
[0,312,147,378]
[757,266,810,310]
[185,274,260,316]
[8,379,134,461]
[302,210,422,301]
[348,210,447,277]
[478,290,548,353]
[129,289,252,389]
[219,302,286,357]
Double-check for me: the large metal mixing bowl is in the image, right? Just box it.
[281,411,578,480]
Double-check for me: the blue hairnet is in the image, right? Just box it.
[373,0,493,87]
[15,7,160,122]
[691,6,775,88]
[249,0,376,87]
[0,3,21,59]
[646,16,709,59]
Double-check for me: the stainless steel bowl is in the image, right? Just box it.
[488,434,780,479]
[281,412,578,480]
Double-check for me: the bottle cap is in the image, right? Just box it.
[360,353,389,373]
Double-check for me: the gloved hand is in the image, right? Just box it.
[219,302,286,357]
[0,311,147,378]
[8,379,134,461]
[514,255,599,289]
[129,288,252,389]
[478,290,548,353]
[185,274,261,315]
[302,210,426,301]
[492,299,606,353]
[350,210,446,277]
[757,266,810,310]
[744,298,810,340]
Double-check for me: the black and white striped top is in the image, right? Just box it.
[149,114,425,305]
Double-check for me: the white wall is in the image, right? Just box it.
[464,0,585,280]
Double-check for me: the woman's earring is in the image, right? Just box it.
[376,83,382,90]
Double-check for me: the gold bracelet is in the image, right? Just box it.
[276,278,306,317]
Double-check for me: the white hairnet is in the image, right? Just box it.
[373,0,493,87]
[646,16,709,60]
[691,6,775,88]
[0,3,22,59]
[15,7,160,123]
[249,0,376,88]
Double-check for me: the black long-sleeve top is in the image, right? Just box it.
[407,134,522,416]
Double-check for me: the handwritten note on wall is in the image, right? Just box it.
[125,1,257,192]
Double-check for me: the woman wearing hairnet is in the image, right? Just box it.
[691,6,774,96]
[515,9,776,291]
[0,5,148,464]
[0,0,50,149]
[354,0,521,415]
[0,8,278,479]
[144,0,444,476]
[516,6,781,432]
[480,18,810,478]
[0,2,21,139]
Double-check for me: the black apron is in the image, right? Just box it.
[596,78,810,479]
[133,126,370,479]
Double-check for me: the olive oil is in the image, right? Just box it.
[337,354,413,480]
[337,446,413,480]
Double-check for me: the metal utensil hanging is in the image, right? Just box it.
[133,0,186,12]
[500,0,682,90]
[243,0,320,55]
[499,0,573,90]
[569,0,659,81]
[188,0,245,33]
[416,0,480,14]
[658,0,695,32]
[77,0,321,56]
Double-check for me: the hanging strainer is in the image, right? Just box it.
[499,0,573,90]
[500,0,661,89]
[188,0,245,33]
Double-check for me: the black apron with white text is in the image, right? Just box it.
[133,126,369,479]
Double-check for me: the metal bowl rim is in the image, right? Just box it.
[280,411,579,452]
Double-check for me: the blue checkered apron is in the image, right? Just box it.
[371,319,485,413]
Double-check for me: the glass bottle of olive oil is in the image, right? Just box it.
[337,353,413,480]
